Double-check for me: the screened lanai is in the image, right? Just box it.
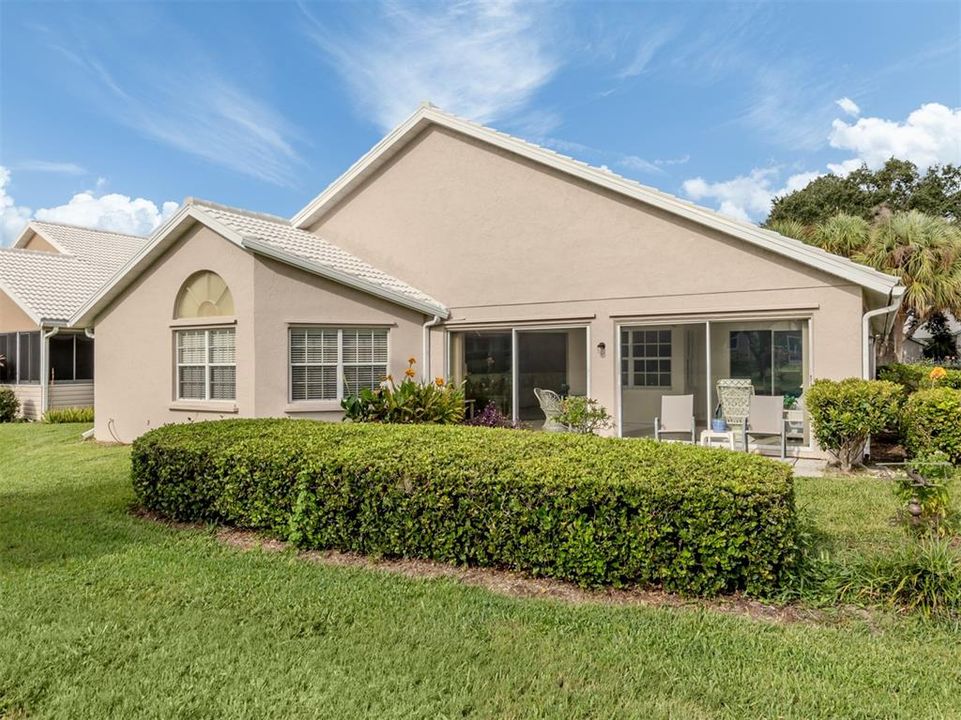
[618,318,810,452]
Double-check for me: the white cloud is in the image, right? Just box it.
[828,102,961,171]
[682,168,821,223]
[35,192,178,237]
[0,168,33,245]
[835,97,860,117]
[616,26,677,79]
[619,155,663,175]
[16,160,87,176]
[683,101,961,221]
[47,37,302,186]
[302,0,561,131]
[0,166,176,245]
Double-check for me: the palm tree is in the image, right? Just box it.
[767,219,810,242]
[855,211,961,362]
[811,213,870,256]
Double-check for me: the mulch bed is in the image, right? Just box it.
[133,507,866,627]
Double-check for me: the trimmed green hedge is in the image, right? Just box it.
[132,420,798,596]
[903,388,961,463]
[880,363,961,393]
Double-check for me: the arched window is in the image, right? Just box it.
[174,271,235,319]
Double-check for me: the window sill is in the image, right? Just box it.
[169,400,238,413]
[284,401,343,413]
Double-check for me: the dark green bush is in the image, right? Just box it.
[0,387,19,422]
[43,406,94,424]
[903,388,961,463]
[132,420,797,597]
[805,378,903,471]
[880,363,961,393]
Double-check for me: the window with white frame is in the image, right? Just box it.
[289,327,388,401]
[176,328,236,401]
[620,328,672,388]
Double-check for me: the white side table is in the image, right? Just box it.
[700,429,736,450]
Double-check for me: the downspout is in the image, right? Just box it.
[861,288,904,379]
[421,315,443,381]
[40,326,61,418]
[84,328,94,339]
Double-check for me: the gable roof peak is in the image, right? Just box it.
[290,103,902,297]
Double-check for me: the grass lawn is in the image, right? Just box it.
[2,424,961,719]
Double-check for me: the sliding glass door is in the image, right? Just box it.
[448,327,588,424]
[727,326,804,399]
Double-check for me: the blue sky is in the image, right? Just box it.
[1,0,959,243]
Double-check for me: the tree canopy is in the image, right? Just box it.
[765,159,961,227]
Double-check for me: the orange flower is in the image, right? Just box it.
[404,367,416,378]
[434,377,445,387]
[408,357,417,365]
[930,366,947,383]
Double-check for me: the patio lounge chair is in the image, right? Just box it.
[742,394,787,459]
[654,394,696,443]
[716,379,754,431]
[533,388,565,432]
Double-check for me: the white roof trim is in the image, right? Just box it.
[241,237,448,317]
[71,202,447,326]
[291,104,902,296]
[70,206,232,326]
[0,273,43,325]
[12,222,69,254]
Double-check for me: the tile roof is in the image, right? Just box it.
[0,223,147,325]
[188,199,446,314]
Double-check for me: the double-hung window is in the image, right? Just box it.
[176,328,236,401]
[289,327,388,402]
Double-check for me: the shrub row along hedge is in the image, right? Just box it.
[132,420,797,597]
[903,388,961,464]
[879,363,961,393]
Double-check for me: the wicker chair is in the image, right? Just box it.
[533,388,566,432]
[716,379,754,433]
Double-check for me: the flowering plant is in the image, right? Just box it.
[341,358,464,424]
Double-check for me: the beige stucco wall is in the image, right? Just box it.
[93,223,430,442]
[251,255,427,421]
[20,232,59,254]
[309,125,866,446]
[0,288,38,332]
[93,225,257,442]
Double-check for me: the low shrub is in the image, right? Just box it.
[341,358,464,424]
[805,378,903,471]
[903,387,961,463]
[556,396,613,434]
[132,420,798,597]
[43,406,94,424]
[835,539,961,619]
[893,453,957,536]
[0,387,19,422]
[879,363,961,393]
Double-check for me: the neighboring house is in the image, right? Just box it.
[73,105,904,455]
[0,222,147,419]
[903,313,960,362]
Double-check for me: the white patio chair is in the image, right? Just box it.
[654,394,696,443]
[533,388,565,432]
[716,379,754,432]
[742,395,787,459]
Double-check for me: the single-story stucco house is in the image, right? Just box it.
[0,222,146,419]
[69,104,904,454]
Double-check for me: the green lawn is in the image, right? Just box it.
[2,424,960,719]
